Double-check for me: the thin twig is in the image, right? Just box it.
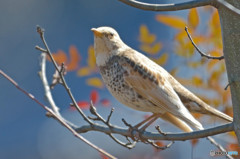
[107,108,115,125]
[146,140,174,150]
[224,81,234,90]
[117,0,213,11]
[36,26,93,125]
[0,69,117,159]
[109,134,136,149]
[155,125,167,136]
[207,136,234,159]
[89,102,137,148]
[39,52,77,128]
[185,26,224,60]
[35,45,47,53]
[39,53,60,115]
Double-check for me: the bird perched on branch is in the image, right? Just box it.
[91,26,232,132]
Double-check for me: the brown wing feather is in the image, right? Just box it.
[121,53,184,115]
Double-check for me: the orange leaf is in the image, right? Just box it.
[228,131,236,139]
[66,45,80,71]
[187,61,202,68]
[90,90,99,104]
[227,143,239,151]
[100,153,109,159]
[175,42,195,57]
[71,101,89,110]
[88,45,96,69]
[207,60,218,70]
[191,139,199,147]
[175,30,187,41]
[209,70,221,84]
[155,141,164,147]
[153,53,168,65]
[192,112,202,119]
[139,25,156,44]
[87,77,104,88]
[170,68,178,77]
[77,67,92,76]
[209,10,222,48]
[210,10,220,27]
[188,8,199,29]
[156,15,187,29]
[192,76,203,87]
[224,106,233,118]
[140,42,162,54]
[50,50,68,65]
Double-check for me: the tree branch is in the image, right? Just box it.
[207,136,234,159]
[36,26,94,125]
[185,26,224,60]
[75,122,234,141]
[38,53,60,115]
[117,0,214,11]
[0,69,116,159]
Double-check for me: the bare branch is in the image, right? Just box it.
[106,108,114,125]
[0,69,116,159]
[146,140,174,150]
[39,53,60,115]
[39,52,77,128]
[207,136,234,159]
[155,125,167,136]
[75,121,234,141]
[185,26,224,60]
[109,134,136,149]
[89,102,138,148]
[36,26,93,125]
[35,45,47,53]
[117,0,213,11]
[217,0,240,16]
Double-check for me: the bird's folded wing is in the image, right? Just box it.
[123,63,184,115]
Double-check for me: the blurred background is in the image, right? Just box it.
[0,0,236,158]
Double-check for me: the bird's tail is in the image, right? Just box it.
[161,112,193,132]
[203,105,233,122]
[167,73,233,122]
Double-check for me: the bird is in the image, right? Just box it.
[91,26,233,132]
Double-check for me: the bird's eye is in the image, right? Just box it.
[108,33,114,38]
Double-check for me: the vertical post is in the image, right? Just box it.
[218,0,240,144]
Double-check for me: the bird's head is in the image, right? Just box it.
[91,26,127,66]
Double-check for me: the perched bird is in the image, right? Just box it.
[91,26,232,132]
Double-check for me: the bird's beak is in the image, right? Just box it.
[91,28,103,38]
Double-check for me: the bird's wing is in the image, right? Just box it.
[120,52,185,116]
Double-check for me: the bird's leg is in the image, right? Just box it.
[133,113,158,129]
[139,116,159,132]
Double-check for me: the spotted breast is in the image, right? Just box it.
[99,50,167,114]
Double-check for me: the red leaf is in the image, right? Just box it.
[100,153,109,159]
[227,143,239,150]
[77,101,90,109]
[191,139,199,147]
[91,90,99,104]
[100,99,111,107]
